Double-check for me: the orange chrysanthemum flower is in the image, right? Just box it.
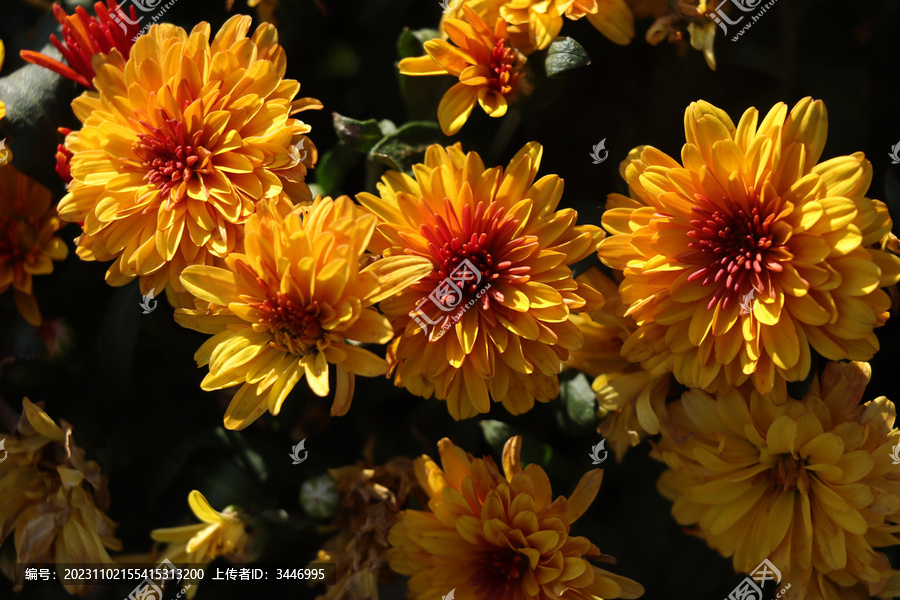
[655,361,900,598]
[388,436,644,600]
[596,98,900,402]
[564,268,673,461]
[399,7,525,136]
[357,142,604,420]
[175,196,432,430]
[442,0,634,53]
[58,16,322,301]
[0,164,69,326]
[0,399,121,594]
[20,1,139,89]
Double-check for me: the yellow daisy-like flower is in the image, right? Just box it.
[0,164,69,326]
[151,490,252,598]
[564,268,672,461]
[175,196,432,430]
[388,436,644,599]
[357,142,604,420]
[0,398,121,594]
[442,0,635,53]
[58,15,322,300]
[399,7,525,136]
[654,361,900,598]
[596,98,900,402]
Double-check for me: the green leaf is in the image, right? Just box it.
[397,27,441,60]
[479,419,519,454]
[332,113,394,154]
[314,142,362,196]
[559,372,598,429]
[543,37,592,78]
[370,121,444,172]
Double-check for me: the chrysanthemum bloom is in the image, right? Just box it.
[151,490,252,598]
[655,361,900,598]
[399,7,526,136]
[58,16,323,301]
[175,196,432,430]
[597,98,900,402]
[20,1,139,89]
[388,436,644,599]
[442,0,634,53]
[0,164,69,326]
[358,142,604,420]
[0,398,121,594]
[564,268,672,461]
[0,40,5,123]
[315,453,421,600]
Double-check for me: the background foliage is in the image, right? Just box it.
[2,0,900,598]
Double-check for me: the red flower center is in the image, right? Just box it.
[133,118,209,208]
[682,197,786,310]
[471,548,525,599]
[489,40,518,96]
[254,291,322,355]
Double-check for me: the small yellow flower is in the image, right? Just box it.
[58,15,322,301]
[399,7,526,136]
[565,268,673,461]
[0,165,69,326]
[388,436,644,599]
[597,98,900,403]
[175,196,432,430]
[0,399,121,594]
[358,142,604,420]
[655,361,900,598]
[151,490,252,598]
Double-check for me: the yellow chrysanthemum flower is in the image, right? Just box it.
[596,98,900,403]
[357,142,604,420]
[0,40,5,124]
[388,436,644,599]
[175,196,432,430]
[58,15,322,301]
[654,361,900,598]
[315,454,420,600]
[442,0,635,53]
[0,164,69,326]
[399,7,525,136]
[0,398,121,594]
[151,490,252,598]
[565,268,673,461]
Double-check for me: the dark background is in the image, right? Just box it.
[1,0,900,598]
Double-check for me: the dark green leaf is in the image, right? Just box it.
[479,419,519,454]
[332,113,391,153]
[314,142,362,196]
[559,372,598,429]
[370,121,444,171]
[543,37,592,78]
[397,27,441,60]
